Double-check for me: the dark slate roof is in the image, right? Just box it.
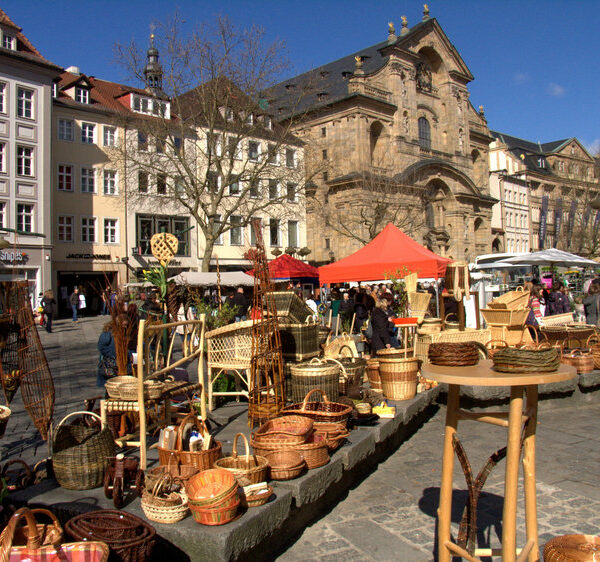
[491,130,572,155]
[267,20,430,118]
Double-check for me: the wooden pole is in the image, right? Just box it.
[216,256,222,311]
[523,385,539,562]
[327,308,332,329]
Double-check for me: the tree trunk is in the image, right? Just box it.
[201,238,216,272]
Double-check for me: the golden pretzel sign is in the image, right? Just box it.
[150,232,179,267]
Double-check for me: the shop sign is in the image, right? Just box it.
[0,250,29,264]
[66,253,112,260]
[146,260,182,266]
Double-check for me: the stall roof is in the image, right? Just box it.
[247,254,319,280]
[169,271,255,287]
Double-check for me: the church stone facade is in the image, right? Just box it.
[270,10,496,265]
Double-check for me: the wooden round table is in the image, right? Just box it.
[422,360,576,562]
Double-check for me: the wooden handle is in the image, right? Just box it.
[232,432,253,464]
[56,410,101,429]
[301,388,329,409]
[323,357,347,379]
[175,412,204,452]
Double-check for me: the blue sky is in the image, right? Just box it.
[5,0,600,153]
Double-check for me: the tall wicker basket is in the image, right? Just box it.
[289,358,340,402]
[378,357,421,401]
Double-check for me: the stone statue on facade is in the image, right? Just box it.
[416,62,432,92]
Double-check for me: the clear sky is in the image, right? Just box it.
[4,0,599,153]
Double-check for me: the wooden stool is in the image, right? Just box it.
[422,360,576,562]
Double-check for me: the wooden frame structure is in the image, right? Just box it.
[100,316,206,469]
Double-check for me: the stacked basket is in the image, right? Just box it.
[376,349,421,401]
[185,468,239,525]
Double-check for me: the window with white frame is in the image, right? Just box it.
[16,203,34,233]
[81,217,96,243]
[104,218,118,244]
[0,82,6,113]
[250,217,261,245]
[227,137,241,159]
[138,171,148,193]
[246,113,254,126]
[81,122,95,144]
[207,171,220,193]
[265,116,273,130]
[156,173,167,195]
[267,144,279,165]
[2,34,14,50]
[173,137,182,155]
[81,168,95,193]
[249,178,260,198]
[229,175,240,196]
[230,215,243,245]
[138,131,148,151]
[0,143,5,173]
[268,180,278,200]
[0,201,6,228]
[285,148,296,168]
[207,133,222,156]
[103,126,116,147]
[52,83,58,98]
[286,183,297,202]
[75,87,90,104]
[17,88,34,119]
[156,136,166,154]
[103,170,117,195]
[212,214,223,245]
[58,164,73,191]
[248,141,260,161]
[269,218,280,247]
[174,176,185,196]
[288,220,299,247]
[57,215,73,242]
[17,146,33,176]
[131,95,170,118]
[58,119,74,141]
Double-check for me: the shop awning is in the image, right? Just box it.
[168,271,255,287]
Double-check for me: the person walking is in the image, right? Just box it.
[232,286,249,322]
[78,290,87,318]
[583,283,600,326]
[69,288,79,322]
[41,290,56,333]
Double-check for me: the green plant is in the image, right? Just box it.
[190,296,237,331]
[141,265,168,302]
[384,267,411,317]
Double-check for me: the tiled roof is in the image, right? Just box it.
[491,130,572,156]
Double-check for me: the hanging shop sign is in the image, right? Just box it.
[66,253,112,260]
[0,250,29,264]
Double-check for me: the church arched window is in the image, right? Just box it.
[418,117,431,150]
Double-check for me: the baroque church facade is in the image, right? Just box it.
[270,9,496,265]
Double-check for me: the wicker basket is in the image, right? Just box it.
[189,498,240,526]
[281,388,353,425]
[565,350,595,374]
[416,328,492,364]
[336,357,366,396]
[264,451,305,480]
[205,320,256,370]
[488,287,530,310]
[543,534,600,561]
[366,358,382,391]
[586,335,600,369]
[185,468,238,506]
[486,340,509,359]
[214,433,269,485]
[541,312,575,327]
[141,473,189,524]
[377,347,414,359]
[240,485,273,508]
[481,307,530,327]
[157,413,222,471]
[378,357,420,401]
[318,325,331,346]
[313,421,349,451]
[52,411,116,490]
[0,404,10,438]
[265,291,313,323]
[252,416,313,446]
[105,376,136,400]
[253,434,329,469]
[428,342,480,367]
[146,463,199,489]
[493,347,560,373]
[408,292,432,321]
[279,318,320,361]
[65,510,156,562]
[290,358,340,402]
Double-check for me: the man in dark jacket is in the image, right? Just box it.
[69,288,79,322]
[232,287,249,322]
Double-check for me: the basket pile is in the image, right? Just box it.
[313,421,350,451]
[65,510,156,562]
[214,433,269,485]
[587,335,600,370]
[253,431,329,469]
[251,416,313,446]
[185,468,239,526]
[493,347,560,373]
[105,376,164,401]
[428,342,480,367]
[281,389,352,425]
[141,473,188,524]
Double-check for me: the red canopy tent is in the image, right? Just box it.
[247,253,319,280]
[319,223,451,284]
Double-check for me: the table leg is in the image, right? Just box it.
[502,385,524,562]
[523,385,539,562]
[438,383,460,562]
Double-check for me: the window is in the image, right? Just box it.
[103,170,117,195]
[75,87,89,104]
[138,132,148,151]
[104,218,118,244]
[323,171,328,181]
[322,149,328,160]
[321,127,327,137]
[174,176,185,196]
[138,171,148,193]
[57,215,73,242]
[17,88,33,119]
[81,168,95,193]
[249,178,260,198]
[324,238,330,250]
[225,108,234,121]
[250,217,261,245]
[103,126,116,147]
[0,143,5,173]
[173,137,182,155]
[230,216,242,245]
[288,220,298,247]
[0,82,5,113]
[268,144,279,165]
[286,149,296,168]
[17,146,33,176]
[2,34,14,50]
[156,136,166,153]
[229,175,240,196]
[227,137,241,160]
[268,180,278,200]
[136,214,190,255]
[58,164,73,191]
[207,133,222,156]
[207,171,220,193]
[265,116,272,130]
[58,119,74,141]
[52,83,58,98]
[81,217,96,242]
[16,203,34,233]
[418,117,431,150]
[0,201,5,228]
[246,114,254,126]
[212,214,223,245]
[156,173,167,195]
[537,157,545,169]
[269,218,280,247]
[81,122,95,144]
[286,183,296,202]
[248,141,260,161]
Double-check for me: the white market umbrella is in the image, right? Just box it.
[495,249,598,268]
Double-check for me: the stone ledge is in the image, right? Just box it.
[578,371,600,390]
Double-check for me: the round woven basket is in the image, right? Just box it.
[254,434,329,469]
[185,468,237,506]
[290,358,340,402]
[214,433,269,485]
[0,405,11,438]
[263,451,305,480]
[366,358,382,391]
[240,485,273,508]
[493,347,560,373]
[378,357,420,401]
[543,534,600,561]
[141,473,188,524]
[251,416,313,446]
[428,342,480,367]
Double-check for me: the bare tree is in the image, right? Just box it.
[555,191,600,257]
[113,15,315,270]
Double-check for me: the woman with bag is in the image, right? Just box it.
[583,283,600,326]
[525,284,544,337]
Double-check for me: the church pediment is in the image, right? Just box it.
[553,139,595,162]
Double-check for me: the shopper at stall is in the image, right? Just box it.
[232,286,249,322]
[545,281,570,316]
[369,298,392,353]
[40,290,56,333]
[526,284,544,336]
[583,283,600,326]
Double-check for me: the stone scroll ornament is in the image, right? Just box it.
[150,232,179,267]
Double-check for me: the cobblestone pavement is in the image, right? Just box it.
[278,400,600,561]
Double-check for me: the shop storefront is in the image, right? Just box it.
[0,247,49,305]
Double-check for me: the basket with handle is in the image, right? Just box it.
[279,316,320,361]
[378,356,421,401]
[52,411,116,490]
[312,421,350,451]
[485,340,509,359]
[240,485,273,508]
[252,433,329,469]
[487,286,530,310]
[566,349,594,374]
[492,346,560,373]
[335,356,366,396]
[289,358,340,402]
[586,334,600,369]
[214,432,269,485]
[281,388,353,425]
[158,413,222,470]
[251,416,313,446]
[141,472,189,524]
[444,313,460,331]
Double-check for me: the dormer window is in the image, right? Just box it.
[317,92,329,101]
[131,94,170,118]
[264,116,272,130]
[2,34,14,50]
[341,71,353,79]
[246,114,254,126]
[226,108,234,121]
[76,87,89,104]
[537,157,546,169]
